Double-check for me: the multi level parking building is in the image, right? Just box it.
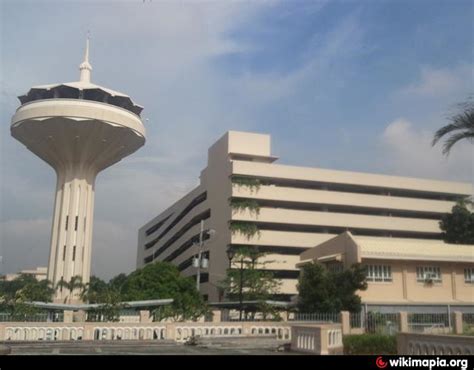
[137,131,472,303]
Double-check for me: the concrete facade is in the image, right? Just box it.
[3,267,47,282]
[10,40,146,303]
[137,131,472,302]
[299,232,474,307]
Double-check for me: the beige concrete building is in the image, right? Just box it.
[2,267,48,282]
[137,131,472,303]
[298,232,474,312]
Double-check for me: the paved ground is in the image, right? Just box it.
[3,340,301,355]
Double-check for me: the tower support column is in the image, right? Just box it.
[47,165,97,303]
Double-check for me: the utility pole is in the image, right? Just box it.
[239,256,244,321]
[196,220,204,291]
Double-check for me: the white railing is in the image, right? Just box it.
[5,326,85,341]
[291,324,343,355]
[174,325,242,342]
[398,333,474,355]
[1,322,292,343]
[92,326,166,340]
[328,328,342,348]
[173,323,291,342]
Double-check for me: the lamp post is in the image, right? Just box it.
[226,247,244,321]
[193,220,215,292]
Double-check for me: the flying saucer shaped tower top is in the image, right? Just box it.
[11,39,146,303]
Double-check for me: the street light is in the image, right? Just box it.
[194,220,216,292]
[226,246,244,321]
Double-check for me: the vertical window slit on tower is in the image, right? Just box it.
[63,245,66,261]
[65,216,69,230]
[72,246,76,261]
[75,216,78,231]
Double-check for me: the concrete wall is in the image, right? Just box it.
[397,332,474,355]
[359,260,474,305]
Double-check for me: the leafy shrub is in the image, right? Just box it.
[343,334,397,355]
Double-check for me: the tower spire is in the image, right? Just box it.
[79,35,92,83]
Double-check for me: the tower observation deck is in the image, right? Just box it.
[10,40,146,303]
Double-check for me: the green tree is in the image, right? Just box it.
[109,273,128,295]
[0,274,54,318]
[80,276,109,303]
[55,275,86,304]
[440,200,474,244]
[80,276,123,322]
[297,262,367,313]
[432,98,474,155]
[121,262,208,321]
[220,247,281,320]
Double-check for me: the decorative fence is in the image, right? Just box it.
[398,332,474,355]
[0,312,63,322]
[407,313,452,334]
[289,312,341,323]
[462,313,474,335]
[1,322,292,343]
[291,324,343,355]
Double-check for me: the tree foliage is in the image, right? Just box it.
[0,274,54,317]
[297,262,367,313]
[229,221,260,240]
[231,175,261,193]
[440,200,474,244]
[220,247,281,320]
[56,275,86,304]
[121,262,208,321]
[432,97,474,155]
[229,198,261,216]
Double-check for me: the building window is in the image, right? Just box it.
[63,245,66,261]
[65,216,69,230]
[464,268,474,284]
[75,216,78,231]
[326,262,343,274]
[366,265,392,282]
[72,246,76,261]
[416,266,441,283]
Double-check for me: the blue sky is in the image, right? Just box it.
[1,0,472,279]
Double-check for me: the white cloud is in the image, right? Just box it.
[380,118,473,183]
[400,65,473,98]
[226,11,365,104]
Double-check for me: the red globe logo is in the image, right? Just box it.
[376,356,388,369]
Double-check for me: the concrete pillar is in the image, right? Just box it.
[212,310,222,322]
[139,310,152,323]
[73,310,86,322]
[399,311,409,333]
[320,327,328,355]
[166,323,175,340]
[453,311,463,335]
[63,310,74,323]
[340,311,351,335]
[83,324,94,340]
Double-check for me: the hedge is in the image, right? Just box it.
[343,334,397,355]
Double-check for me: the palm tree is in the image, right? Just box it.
[56,275,86,304]
[432,98,474,155]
